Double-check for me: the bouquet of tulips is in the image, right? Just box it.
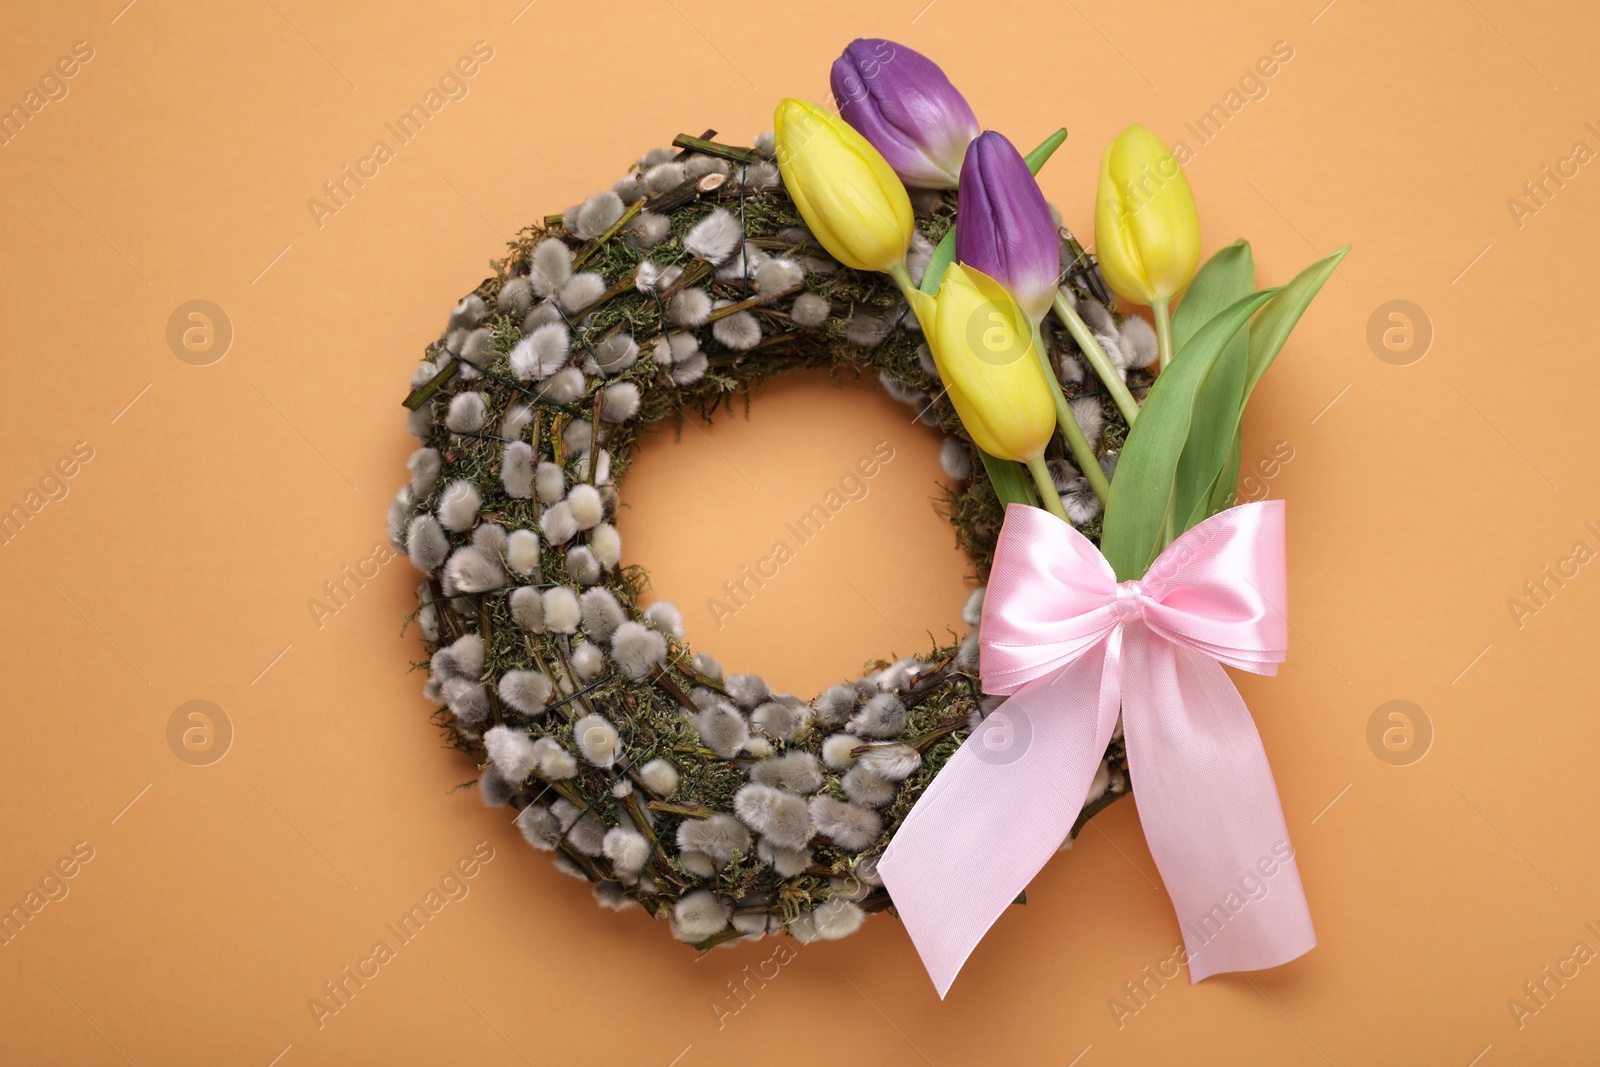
[780,39,1345,994]
[777,39,1345,581]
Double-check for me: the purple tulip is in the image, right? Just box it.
[956,131,1060,324]
[830,38,980,190]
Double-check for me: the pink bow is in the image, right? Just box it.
[879,499,1314,998]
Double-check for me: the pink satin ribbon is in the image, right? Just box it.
[879,499,1314,998]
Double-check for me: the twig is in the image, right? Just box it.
[568,275,636,323]
[618,787,683,891]
[647,800,719,818]
[572,198,645,270]
[650,667,700,713]
[404,357,461,409]
[648,172,727,215]
[480,597,502,726]
[703,283,803,323]
[427,579,465,641]
[671,128,717,163]
[672,133,762,165]
[691,926,749,952]
[906,715,967,753]
[656,259,712,304]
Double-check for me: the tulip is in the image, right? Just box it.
[955,131,1059,325]
[912,265,1052,462]
[1095,124,1199,368]
[830,38,980,190]
[954,138,1112,506]
[773,98,915,275]
[1095,125,1200,305]
[909,264,1070,519]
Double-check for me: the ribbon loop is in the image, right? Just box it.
[879,500,1314,998]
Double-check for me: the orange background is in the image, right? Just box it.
[2,0,1597,1063]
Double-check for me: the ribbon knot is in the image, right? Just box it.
[1114,580,1146,623]
[879,500,1315,998]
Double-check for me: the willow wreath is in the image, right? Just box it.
[386,128,1152,950]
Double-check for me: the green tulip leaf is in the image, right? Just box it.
[1100,287,1278,580]
[920,231,957,297]
[1203,429,1243,515]
[921,127,1068,297]
[1243,245,1350,400]
[1022,128,1068,173]
[1170,240,1254,357]
[1170,241,1254,530]
[977,447,1039,510]
[1178,245,1350,529]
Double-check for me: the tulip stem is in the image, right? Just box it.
[1152,297,1174,371]
[1024,456,1071,523]
[888,263,917,299]
[1032,326,1110,507]
[1051,294,1140,427]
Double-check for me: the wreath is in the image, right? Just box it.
[387,38,1340,966]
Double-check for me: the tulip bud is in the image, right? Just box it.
[1094,125,1201,306]
[773,98,915,274]
[830,38,980,190]
[955,131,1059,325]
[910,264,1055,463]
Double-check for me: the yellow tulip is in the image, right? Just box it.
[1094,124,1200,306]
[773,98,915,274]
[911,264,1055,463]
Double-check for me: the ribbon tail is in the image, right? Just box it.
[1121,630,1316,982]
[878,646,1118,998]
